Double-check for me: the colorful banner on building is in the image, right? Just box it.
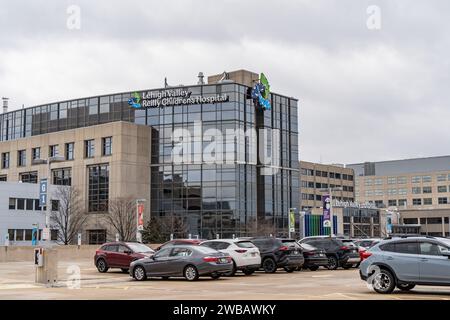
[289,208,296,233]
[322,194,331,228]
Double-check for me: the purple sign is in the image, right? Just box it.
[322,194,331,226]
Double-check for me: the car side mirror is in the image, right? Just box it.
[124,250,132,254]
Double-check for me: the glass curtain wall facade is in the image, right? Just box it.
[0,82,299,238]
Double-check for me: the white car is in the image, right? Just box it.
[200,239,261,276]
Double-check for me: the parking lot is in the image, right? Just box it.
[1,259,450,300]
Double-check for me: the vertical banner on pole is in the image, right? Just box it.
[322,195,331,229]
[288,208,296,237]
[31,225,38,246]
[136,200,145,243]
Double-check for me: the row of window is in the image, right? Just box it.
[301,193,354,202]
[373,197,450,208]
[0,137,112,169]
[300,168,354,181]
[403,217,450,225]
[301,181,354,192]
[8,197,59,211]
[0,168,72,185]
[361,174,450,186]
[7,228,58,241]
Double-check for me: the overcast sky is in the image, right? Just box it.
[1,0,449,164]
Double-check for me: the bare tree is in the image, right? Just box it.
[50,186,88,245]
[104,198,137,242]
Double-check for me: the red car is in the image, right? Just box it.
[155,239,205,251]
[95,242,154,273]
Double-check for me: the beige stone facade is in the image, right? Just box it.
[0,121,151,243]
[208,69,259,87]
[354,171,450,236]
[300,161,355,211]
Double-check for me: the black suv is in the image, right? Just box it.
[299,236,360,270]
[250,237,304,273]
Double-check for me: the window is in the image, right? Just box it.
[32,147,40,160]
[88,164,109,212]
[437,174,447,182]
[438,186,447,193]
[398,199,407,206]
[412,187,421,194]
[1,152,10,169]
[388,199,397,207]
[426,217,443,224]
[374,200,384,208]
[412,176,421,183]
[413,198,422,206]
[423,198,432,205]
[397,176,407,184]
[398,188,407,195]
[381,242,418,254]
[85,140,95,158]
[102,137,112,156]
[423,186,432,194]
[9,198,16,210]
[365,179,373,186]
[422,175,432,183]
[17,198,25,210]
[19,171,38,183]
[17,150,26,166]
[26,199,34,210]
[374,178,383,185]
[438,197,448,205]
[88,230,106,245]
[49,145,58,157]
[403,218,418,224]
[65,142,74,160]
[15,229,24,241]
[51,200,60,211]
[52,168,71,186]
[0,175,6,182]
[419,242,447,256]
[387,177,396,184]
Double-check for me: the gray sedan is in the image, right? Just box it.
[130,245,234,281]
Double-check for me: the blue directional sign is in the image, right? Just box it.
[39,179,48,206]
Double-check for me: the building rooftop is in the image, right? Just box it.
[347,155,450,176]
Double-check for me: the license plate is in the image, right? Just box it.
[319,254,325,257]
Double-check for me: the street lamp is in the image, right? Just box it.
[32,156,65,239]
[318,186,343,237]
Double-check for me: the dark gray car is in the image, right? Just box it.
[129,245,234,281]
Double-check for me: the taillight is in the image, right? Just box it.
[361,251,372,261]
[304,251,315,256]
[203,256,218,262]
[340,246,349,251]
[279,246,289,251]
[235,249,247,253]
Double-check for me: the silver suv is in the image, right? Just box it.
[360,236,450,294]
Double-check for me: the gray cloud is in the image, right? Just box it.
[0,0,449,164]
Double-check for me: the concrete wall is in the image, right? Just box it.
[0,244,161,263]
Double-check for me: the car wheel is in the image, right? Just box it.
[184,265,199,281]
[283,267,296,273]
[121,268,129,273]
[210,273,221,280]
[96,258,109,273]
[262,258,277,273]
[372,269,396,294]
[308,266,319,271]
[133,266,147,281]
[397,283,415,291]
[224,261,237,277]
[243,269,255,276]
[326,256,338,270]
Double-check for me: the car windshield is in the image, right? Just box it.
[299,243,317,251]
[126,243,154,253]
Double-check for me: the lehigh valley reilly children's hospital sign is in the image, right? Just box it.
[128,89,229,109]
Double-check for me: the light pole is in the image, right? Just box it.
[33,156,65,241]
[319,187,343,237]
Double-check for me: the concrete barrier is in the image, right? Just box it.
[0,243,161,263]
